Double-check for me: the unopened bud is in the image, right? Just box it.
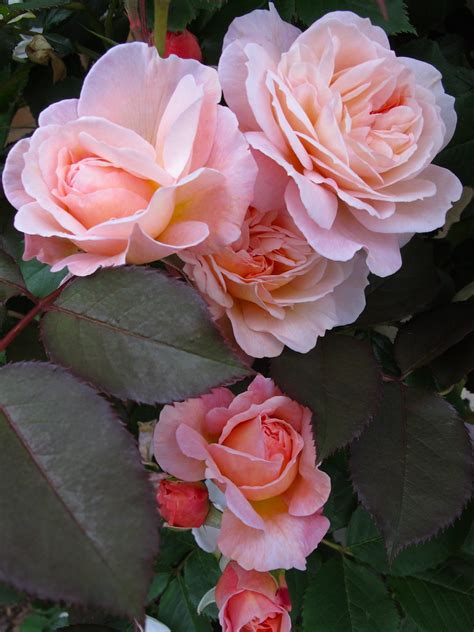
[157,479,209,528]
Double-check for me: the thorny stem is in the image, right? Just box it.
[0,281,70,352]
[321,538,354,557]
[154,0,170,56]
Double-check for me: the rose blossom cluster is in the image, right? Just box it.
[153,375,327,628]
[3,3,461,628]
[3,5,460,359]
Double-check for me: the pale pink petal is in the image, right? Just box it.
[215,561,279,608]
[219,507,330,571]
[297,10,390,51]
[126,221,209,264]
[153,389,231,480]
[197,107,257,251]
[219,4,300,132]
[357,165,462,234]
[50,250,126,276]
[227,303,285,358]
[78,42,220,145]
[38,99,78,126]
[400,56,456,148]
[208,443,283,488]
[222,591,289,630]
[2,138,33,208]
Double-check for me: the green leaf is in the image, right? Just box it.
[347,506,472,576]
[302,556,400,631]
[398,39,474,98]
[322,456,357,532]
[184,549,220,616]
[295,0,415,34]
[390,564,474,632]
[271,333,382,459]
[19,258,67,299]
[357,238,442,326]
[0,249,27,302]
[155,528,195,572]
[158,577,212,632]
[394,302,474,377]
[0,581,22,605]
[350,383,472,558]
[274,0,296,20]
[430,331,474,391]
[147,572,171,603]
[436,141,474,186]
[6,0,72,14]
[41,267,252,404]
[0,362,158,618]
[6,321,47,363]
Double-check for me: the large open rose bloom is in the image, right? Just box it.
[153,375,330,571]
[180,190,368,358]
[3,42,256,276]
[216,562,292,631]
[218,5,462,276]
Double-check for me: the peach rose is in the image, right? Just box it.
[218,5,462,277]
[216,562,291,632]
[180,188,369,358]
[153,375,330,571]
[3,42,256,276]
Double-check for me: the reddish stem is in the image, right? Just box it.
[0,283,67,352]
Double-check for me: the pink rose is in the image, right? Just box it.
[153,375,330,571]
[180,189,369,358]
[3,42,256,276]
[156,479,210,528]
[218,5,462,276]
[216,561,292,631]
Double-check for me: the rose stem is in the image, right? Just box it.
[0,282,69,352]
[321,538,354,557]
[154,0,170,56]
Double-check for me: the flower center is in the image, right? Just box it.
[53,149,156,229]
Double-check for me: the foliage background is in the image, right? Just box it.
[0,0,473,630]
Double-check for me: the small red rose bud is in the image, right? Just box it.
[156,479,209,528]
[164,30,202,62]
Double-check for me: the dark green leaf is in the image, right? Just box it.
[6,321,47,363]
[390,564,474,632]
[7,0,72,14]
[350,383,472,558]
[347,506,472,576]
[398,39,474,98]
[322,457,357,532]
[436,141,474,186]
[357,238,442,326]
[430,331,474,391]
[184,549,220,617]
[19,258,66,299]
[0,363,158,618]
[274,0,295,20]
[147,572,171,603]
[302,556,400,632]
[295,0,415,34]
[0,581,22,605]
[158,577,212,632]
[41,267,252,404]
[271,333,382,458]
[394,302,474,377]
[0,249,27,302]
[155,528,195,572]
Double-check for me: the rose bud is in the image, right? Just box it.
[216,562,292,631]
[156,479,209,528]
[165,30,202,61]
